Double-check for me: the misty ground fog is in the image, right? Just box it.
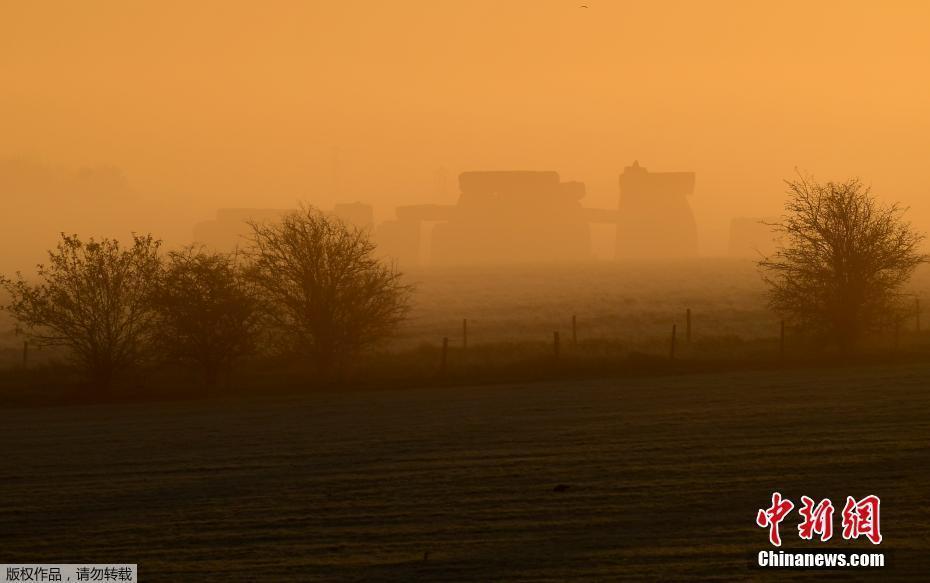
[3,3,930,580]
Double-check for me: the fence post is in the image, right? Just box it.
[669,324,677,360]
[916,298,921,332]
[686,308,692,344]
[572,314,577,347]
[553,331,561,361]
[779,320,785,363]
[22,340,28,369]
[440,337,449,376]
[463,318,468,349]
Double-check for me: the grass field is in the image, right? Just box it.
[394,258,930,351]
[3,361,929,581]
[395,259,776,347]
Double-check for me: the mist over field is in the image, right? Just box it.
[3,1,930,580]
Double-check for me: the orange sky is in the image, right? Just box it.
[3,0,930,267]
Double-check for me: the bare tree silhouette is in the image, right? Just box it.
[246,205,411,379]
[1,234,162,392]
[151,247,263,390]
[759,174,927,353]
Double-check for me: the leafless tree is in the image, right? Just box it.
[759,174,927,353]
[246,205,411,378]
[0,234,162,391]
[150,247,263,389]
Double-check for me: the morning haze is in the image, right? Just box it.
[5,2,930,580]
[3,0,930,271]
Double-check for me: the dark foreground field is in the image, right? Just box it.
[2,363,930,581]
